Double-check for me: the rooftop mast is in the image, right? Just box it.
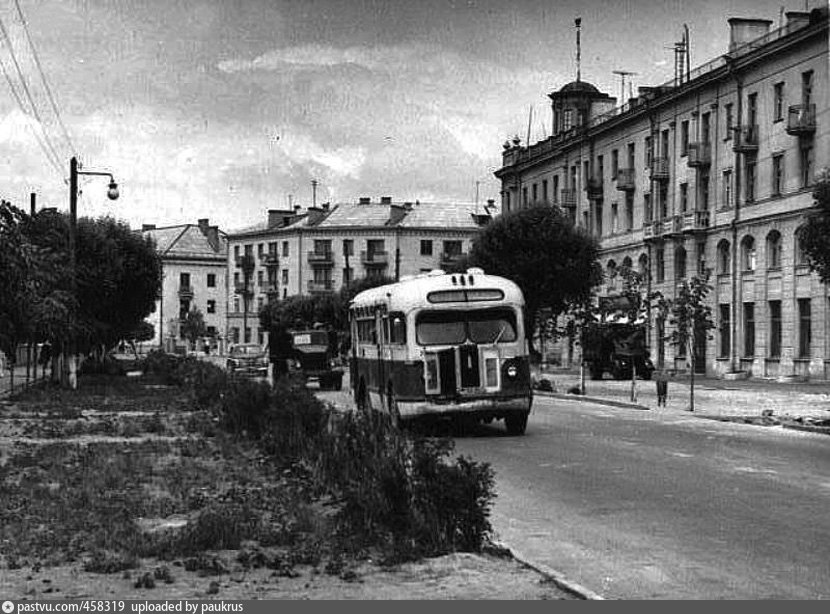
[575,17,582,82]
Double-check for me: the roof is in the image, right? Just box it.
[558,80,600,94]
[142,224,226,260]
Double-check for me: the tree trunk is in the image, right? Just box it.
[689,337,695,412]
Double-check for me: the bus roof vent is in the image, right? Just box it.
[428,269,445,276]
[466,267,484,275]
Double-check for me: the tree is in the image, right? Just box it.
[653,271,716,412]
[180,308,207,350]
[798,173,830,283]
[607,265,652,402]
[468,205,602,344]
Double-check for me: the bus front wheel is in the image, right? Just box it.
[504,412,529,436]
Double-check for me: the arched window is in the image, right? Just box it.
[717,239,731,275]
[638,253,649,277]
[606,259,617,285]
[795,226,810,266]
[622,256,633,271]
[741,235,756,271]
[674,246,687,279]
[766,230,782,270]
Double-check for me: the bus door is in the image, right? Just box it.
[459,343,480,389]
[438,348,456,395]
[375,307,386,394]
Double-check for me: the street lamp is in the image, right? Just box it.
[67,155,119,388]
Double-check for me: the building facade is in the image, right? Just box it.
[225,197,494,345]
[496,8,829,379]
[141,219,228,352]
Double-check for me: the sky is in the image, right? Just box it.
[0,0,824,232]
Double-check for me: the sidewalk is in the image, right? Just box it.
[535,367,830,422]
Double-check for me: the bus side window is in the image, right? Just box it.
[389,312,406,344]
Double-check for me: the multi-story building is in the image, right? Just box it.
[225,197,494,345]
[141,219,228,352]
[496,8,828,379]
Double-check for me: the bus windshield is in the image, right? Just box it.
[416,308,517,345]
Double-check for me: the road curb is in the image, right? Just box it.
[536,390,650,411]
[492,540,605,600]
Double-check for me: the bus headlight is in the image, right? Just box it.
[506,365,518,378]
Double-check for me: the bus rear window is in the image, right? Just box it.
[416,308,517,346]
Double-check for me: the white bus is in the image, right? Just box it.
[349,268,533,435]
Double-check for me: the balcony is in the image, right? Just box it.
[663,215,682,237]
[263,283,279,296]
[642,220,661,241]
[235,254,256,269]
[681,209,710,233]
[786,104,816,136]
[234,282,252,296]
[650,157,670,181]
[585,177,603,200]
[616,168,636,191]
[360,250,389,267]
[307,280,334,294]
[440,252,467,268]
[559,188,577,207]
[687,142,711,167]
[732,125,758,153]
[178,285,194,299]
[260,252,279,267]
[307,251,334,267]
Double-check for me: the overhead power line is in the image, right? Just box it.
[0,11,65,175]
[12,0,76,156]
[0,50,63,176]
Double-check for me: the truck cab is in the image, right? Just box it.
[290,329,344,390]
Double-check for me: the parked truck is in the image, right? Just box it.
[289,329,344,390]
[581,322,654,381]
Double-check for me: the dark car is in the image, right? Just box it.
[226,343,269,378]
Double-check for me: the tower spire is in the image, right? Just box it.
[575,17,582,82]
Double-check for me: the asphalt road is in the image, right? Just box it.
[451,395,830,599]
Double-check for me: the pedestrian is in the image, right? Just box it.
[267,319,294,380]
[655,369,669,407]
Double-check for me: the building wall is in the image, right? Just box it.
[498,12,829,378]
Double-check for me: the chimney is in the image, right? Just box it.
[388,203,408,226]
[306,206,328,225]
[728,18,773,51]
[142,223,156,231]
[321,202,330,211]
[358,197,371,205]
[206,225,220,252]
[268,208,295,228]
[380,196,392,205]
[403,201,413,210]
[294,205,300,213]
[197,218,209,233]
[785,11,810,27]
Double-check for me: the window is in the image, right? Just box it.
[611,149,619,176]
[268,242,277,256]
[802,70,814,106]
[314,239,332,255]
[256,297,263,312]
[611,203,619,234]
[522,186,528,207]
[233,297,240,313]
[741,236,756,272]
[659,183,669,219]
[724,103,733,140]
[257,270,263,286]
[532,183,538,202]
[795,228,809,266]
[595,203,603,237]
[179,299,190,321]
[542,179,548,203]
[343,267,353,285]
[231,327,240,344]
[638,254,649,277]
[745,157,756,202]
[233,245,240,260]
[281,269,289,285]
[655,246,665,283]
[766,231,782,269]
[696,241,707,275]
[717,240,731,275]
[342,239,354,256]
[675,246,687,279]
[719,304,731,358]
[772,153,784,196]
[627,143,635,167]
[233,271,239,286]
[800,144,813,187]
[743,303,755,357]
[773,82,784,121]
[420,240,433,256]
[699,171,710,210]
[552,176,559,203]
[747,93,758,126]
[680,183,689,212]
[244,327,251,343]
[681,120,689,156]
[388,312,407,344]
[180,272,190,288]
[282,241,289,257]
[798,298,811,358]
[701,112,711,143]
[645,136,653,166]
[207,273,216,288]
[643,193,652,223]
[625,193,634,230]
[443,240,463,256]
[768,301,782,358]
[257,243,264,258]
[563,109,573,130]
[207,300,216,314]
[244,244,253,257]
[722,169,733,208]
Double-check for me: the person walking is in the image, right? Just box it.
[655,369,669,407]
[268,319,294,381]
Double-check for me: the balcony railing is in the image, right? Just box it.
[559,188,577,207]
[642,220,661,241]
[178,285,194,298]
[616,168,636,191]
[732,125,758,152]
[650,157,670,181]
[360,250,389,266]
[663,215,682,236]
[585,177,603,200]
[687,142,711,167]
[263,283,279,294]
[786,104,816,136]
[234,282,252,295]
[235,255,256,269]
[307,251,334,266]
[260,252,279,266]
[681,209,710,233]
[307,280,334,293]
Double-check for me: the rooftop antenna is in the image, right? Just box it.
[475,180,480,212]
[526,105,534,145]
[613,70,637,103]
[575,17,582,82]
